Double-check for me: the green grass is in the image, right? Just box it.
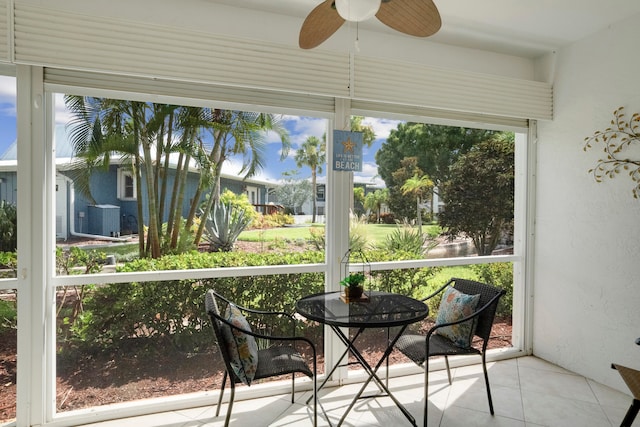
[75,243,139,258]
[362,224,398,244]
[239,225,321,242]
[96,243,138,256]
[239,223,441,245]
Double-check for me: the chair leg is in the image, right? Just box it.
[621,399,640,427]
[444,355,452,385]
[225,382,236,427]
[423,359,430,427]
[481,352,495,415]
[216,371,227,417]
[313,361,318,427]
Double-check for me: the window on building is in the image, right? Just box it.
[117,169,136,200]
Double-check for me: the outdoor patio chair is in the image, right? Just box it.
[205,289,317,427]
[611,337,640,427]
[394,277,505,427]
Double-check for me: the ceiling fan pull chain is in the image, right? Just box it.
[355,21,361,52]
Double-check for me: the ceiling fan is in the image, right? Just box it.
[299,0,441,49]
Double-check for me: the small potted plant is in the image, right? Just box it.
[340,272,366,300]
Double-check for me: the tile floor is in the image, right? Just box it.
[81,356,634,427]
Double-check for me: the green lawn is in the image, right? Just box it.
[239,224,324,242]
[239,223,441,245]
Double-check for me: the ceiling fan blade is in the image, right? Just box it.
[299,0,345,49]
[376,0,441,38]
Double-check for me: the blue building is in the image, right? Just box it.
[0,125,278,240]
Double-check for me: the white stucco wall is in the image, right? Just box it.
[534,12,640,392]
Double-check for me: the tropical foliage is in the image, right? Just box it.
[378,221,438,256]
[294,135,326,223]
[364,188,389,223]
[64,96,290,258]
[60,249,440,354]
[202,200,253,252]
[0,201,16,252]
[274,170,313,214]
[439,133,515,255]
[401,172,434,230]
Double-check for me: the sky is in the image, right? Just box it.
[0,75,402,187]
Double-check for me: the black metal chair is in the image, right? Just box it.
[394,278,505,427]
[205,289,317,426]
[611,337,640,427]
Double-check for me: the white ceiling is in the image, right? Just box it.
[210,0,640,57]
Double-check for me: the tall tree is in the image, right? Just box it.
[350,116,376,147]
[65,96,291,257]
[389,157,425,222]
[192,110,290,245]
[274,171,313,214]
[439,133,515,256]
[376,122,497,195]
[294,136,326,223]
[401,174,434,233]
[353,186,365,216]
[65,96,172,258]
[364,188,389,223]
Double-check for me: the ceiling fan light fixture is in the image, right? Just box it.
[335,0,381,22]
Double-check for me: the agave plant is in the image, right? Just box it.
[202,201,252,252]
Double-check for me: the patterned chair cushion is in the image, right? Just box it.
[435,286,481,349]
[223,304,259,385]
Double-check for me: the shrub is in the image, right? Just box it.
[378,225,428,256]
[250,212,295,229]
[308,226,325,250]
[0,201,17,252]
[0,292,16,333]
[219,189,259,224]
[367,249,441,302]
[349,213,368,252]
[55,247,105,340]
[68,251,325,353]
[379,212,396,224]
[202,201,252,252]
[65,249,442,355]
[307,215,367,252]
[471,262,513,317]
[266,212,295,227]
[0,251,16,278]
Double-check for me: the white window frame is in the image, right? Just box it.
[116,168,136,201]
[11,67,534,427]
[245,185,259,205]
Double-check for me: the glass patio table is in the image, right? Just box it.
[296,290,429,427]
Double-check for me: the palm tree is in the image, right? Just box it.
[401,174,434,233]
[364,188,389,223]
[191,110,291,245]
[294,136,326,223]
[65,97,291,255]
[66,96,186,258]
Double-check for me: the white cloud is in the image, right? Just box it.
[362,117,402,140]
[220,156,279,183]
[0,76,16,117]
[284,115,328,146]
[354,161,384,187]
[0,81,77,123]
[55,93,74,124]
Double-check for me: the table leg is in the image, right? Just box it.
[306,328,369,405]
[333,325,417,427]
